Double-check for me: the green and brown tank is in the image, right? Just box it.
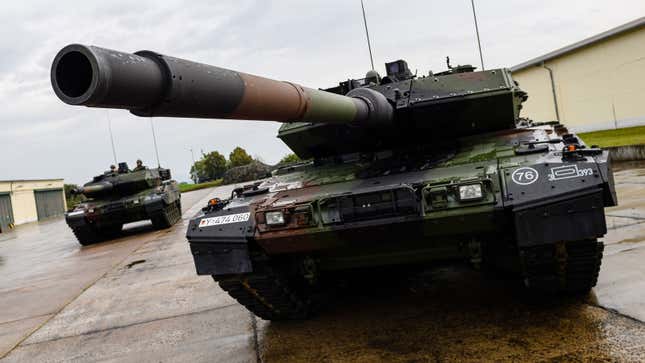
[65,164,181,245]
[51,45,616,319]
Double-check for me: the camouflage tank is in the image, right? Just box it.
[66,162,181,245]
[51,45,616,319]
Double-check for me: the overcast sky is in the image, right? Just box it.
[1,1,643,184]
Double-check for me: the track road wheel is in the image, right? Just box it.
[521,239,604,295]
[216,265,310,321]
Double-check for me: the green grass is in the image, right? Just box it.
[578,125,645,148]
[179,179,223,193]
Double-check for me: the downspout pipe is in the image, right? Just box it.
[540,62,560,122]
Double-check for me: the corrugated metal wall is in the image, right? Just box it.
[34,189,65,220]
[0,193,14,232]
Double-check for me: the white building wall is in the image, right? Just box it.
[0,179,66,225]
[512,27,645,132]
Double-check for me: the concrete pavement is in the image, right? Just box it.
[0,186,255,362]
[1,165,645,362]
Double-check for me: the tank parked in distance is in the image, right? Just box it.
[51,44,616,319]
[66,162,181,245]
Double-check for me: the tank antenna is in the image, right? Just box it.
[150,118,161,167]
[360,0,375,70]
[106,110,118,165]
[470,0,485,70]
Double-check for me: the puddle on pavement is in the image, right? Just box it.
[617,235,645,244]
[259,266,645,362]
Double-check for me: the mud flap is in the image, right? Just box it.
[186,206,255,276]
[513,190,606,247]
[143,197,165,214]
[189,243,252,275]
[65,214,87,228]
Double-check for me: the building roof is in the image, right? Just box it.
[0,179,64,183]
[511,17,645,72]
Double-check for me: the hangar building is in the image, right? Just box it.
[510,17,645,132]
[0,179,66,233]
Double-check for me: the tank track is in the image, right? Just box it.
[521,239,604,294]
[216,266,309,321]
[151,200,182,229]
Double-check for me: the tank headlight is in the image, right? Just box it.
[458,184,483,201]
[265,211,285,226]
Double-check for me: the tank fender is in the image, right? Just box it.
[594,151,618,207]
[186,206,254,276]
[502,162,610,247]
[512,189,606,247]
[65,211,88,228]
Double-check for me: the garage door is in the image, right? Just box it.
[0,193,14,232]
[34,189,65,220]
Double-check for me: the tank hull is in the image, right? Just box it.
[187,124,614,319]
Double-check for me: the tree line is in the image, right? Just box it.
[189,147,302,183]
[190,147,253,183]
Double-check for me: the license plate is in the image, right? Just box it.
[199,212,250,227]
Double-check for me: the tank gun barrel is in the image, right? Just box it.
[75,182,113,197]
[51,44,392,126]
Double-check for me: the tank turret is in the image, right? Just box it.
[51,44,526,159]
[72,181,113,197]
[76,167,171,198]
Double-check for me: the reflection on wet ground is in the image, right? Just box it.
[261,267,645,362]
[0,187,220,359]
[612,160,645,172]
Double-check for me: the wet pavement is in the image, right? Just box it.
[0,186,242,361]
[1,165,645,362]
